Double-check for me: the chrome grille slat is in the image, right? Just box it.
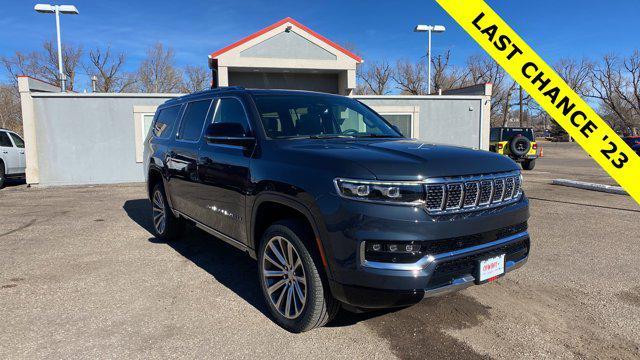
[422,171,522,215]
[492,178,505,203]
[463,181,480,208]
[445,183,464,209]
[504,177,515,200]
[426,184,446,211]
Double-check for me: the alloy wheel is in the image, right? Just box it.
[152,189,166,234]
[262,236,307,319]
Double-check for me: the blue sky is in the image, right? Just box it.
[1,0,639,90]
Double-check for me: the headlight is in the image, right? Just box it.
[334,178,425,205]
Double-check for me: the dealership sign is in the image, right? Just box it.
[436,0,640,205]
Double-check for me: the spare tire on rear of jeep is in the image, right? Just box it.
[509,136,531,157]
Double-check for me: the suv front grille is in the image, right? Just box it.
[424,171,522,215]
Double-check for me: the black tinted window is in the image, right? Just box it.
[490,128,500,142]
[502,128,534,141]
[213,98,250,133]
[9,133,24,148]
[179,100,212,141]
[154,105,181,138]
[0,132,11,147]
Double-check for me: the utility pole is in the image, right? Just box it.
[519,85,523,126]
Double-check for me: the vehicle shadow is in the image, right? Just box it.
[2,178,26,188]
[122,198,401,328]
[122,198,270,318]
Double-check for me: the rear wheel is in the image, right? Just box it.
[258,220,338,332]
[522,159,536,171]
[151,183,184,240]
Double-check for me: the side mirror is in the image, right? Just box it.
[391,125,404,136]
[204,122,255,147]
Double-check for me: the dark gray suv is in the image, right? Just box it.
[144,87,530,332]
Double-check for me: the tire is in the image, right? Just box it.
[150,183,184,240]
[509,136,531,157]
[522,159,536,171]
[0,161,5,189]
[258,220,339,333]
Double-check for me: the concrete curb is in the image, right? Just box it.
[551,179,628,196]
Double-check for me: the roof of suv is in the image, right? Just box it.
[165,87,345,106]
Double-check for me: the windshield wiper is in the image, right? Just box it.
[354,134,402,138]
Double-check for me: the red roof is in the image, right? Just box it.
[210,17,362,63]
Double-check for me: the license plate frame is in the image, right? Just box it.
[476,254,505,284]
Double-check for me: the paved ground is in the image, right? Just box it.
[1,142,639,359]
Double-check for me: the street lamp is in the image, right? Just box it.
[34,4,79,92]
[414,24,446,94]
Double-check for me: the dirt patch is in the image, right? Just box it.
[1,284,17,289]
[617,287,640,307]
[353,294,492,359]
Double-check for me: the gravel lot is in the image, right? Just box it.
[1,142,639,359]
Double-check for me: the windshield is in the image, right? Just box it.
[252,94,403,139]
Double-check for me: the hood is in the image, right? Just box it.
[277,138,519,180]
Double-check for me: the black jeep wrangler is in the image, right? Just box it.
[144,87,531,332]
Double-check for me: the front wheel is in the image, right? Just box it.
[258,220,338,332]
[522,159,536,170]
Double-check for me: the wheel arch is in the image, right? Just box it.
[250,193,331,277]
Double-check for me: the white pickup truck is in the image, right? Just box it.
[0,129,26,188]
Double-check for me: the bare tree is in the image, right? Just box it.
[137,43,182,93]
[589,53,640,134]
[358,60,392,95]
[431,50,467,92]
[42,41,83,91]
[555,58,592,96]
[392,59,427,95]
[84,46,136,92]
[0,83,22,133]
[464,55,514,126]
[0,51,45,86]
[1,41,82,90]
[180,65,209,93]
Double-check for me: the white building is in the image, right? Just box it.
[210,17,361,95]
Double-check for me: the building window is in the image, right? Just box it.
[365,105,420,139]
[380,114,413,138]
[133,105,161,163]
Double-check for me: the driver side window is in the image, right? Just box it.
[213,98,251,135]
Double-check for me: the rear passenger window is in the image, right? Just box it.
[178,100,213,141]
[213,98,250,133]
[0,132,12,147]
[154,105,181,139]
[9,133,24,148]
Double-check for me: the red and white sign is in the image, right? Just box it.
[479,254,505,282]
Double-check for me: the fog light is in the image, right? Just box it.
[364,241,425,263]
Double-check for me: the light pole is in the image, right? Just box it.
[414,24,446,94]
[34,4,79,92]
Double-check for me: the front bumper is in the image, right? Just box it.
[329,231,529,308]
[317,194,531,309]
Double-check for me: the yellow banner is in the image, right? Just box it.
[436,0,640,204]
